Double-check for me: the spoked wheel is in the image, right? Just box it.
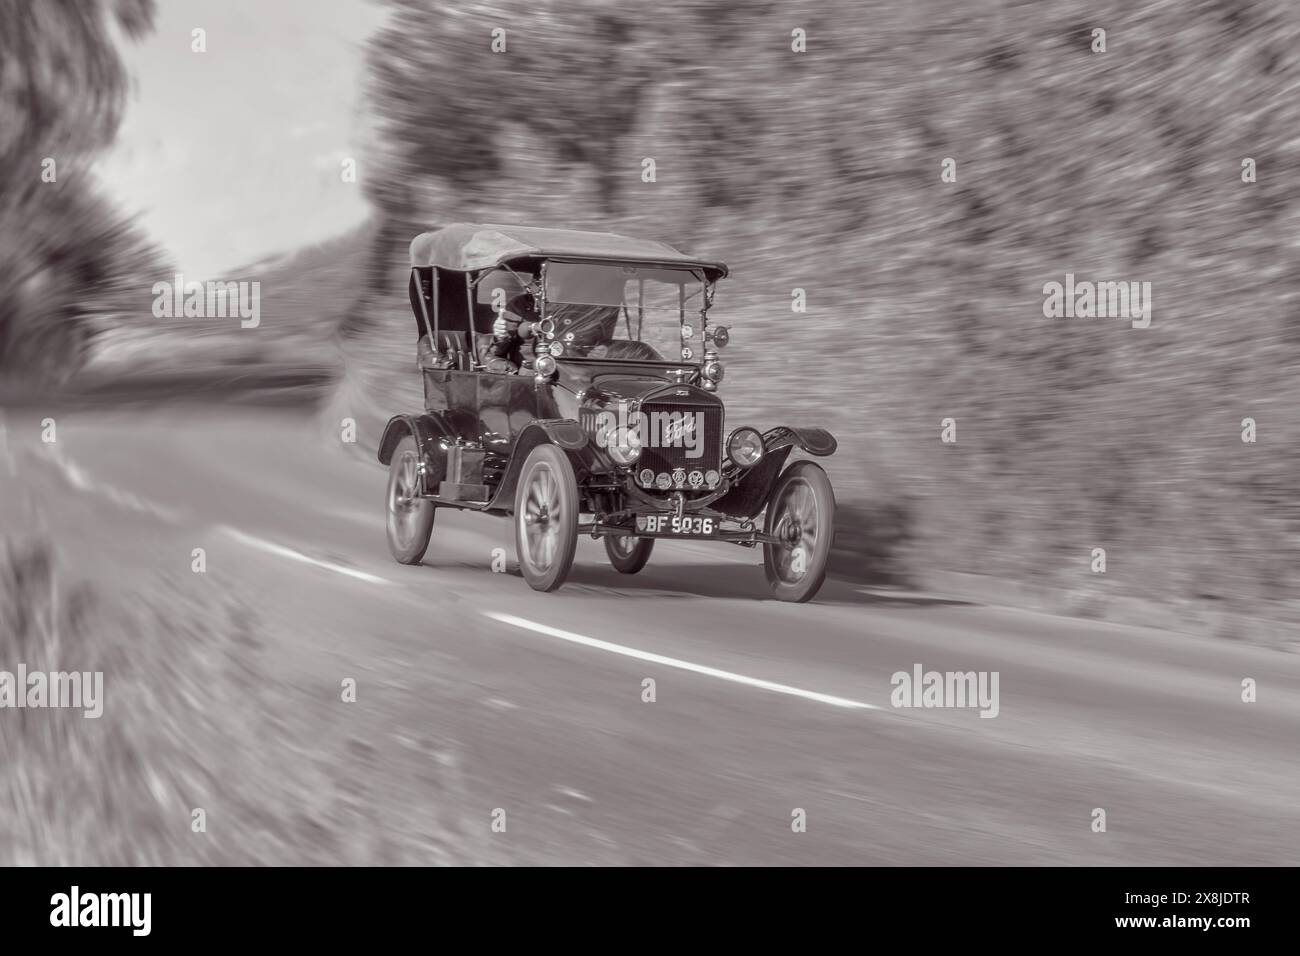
[386,435,435,564]
[604,534,655,574]
[514,444,579,592]
[762,461,835,602]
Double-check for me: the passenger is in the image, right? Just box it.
[543,305,622,358]
[416,332,437,369]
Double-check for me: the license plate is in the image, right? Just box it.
[635,514,717,536]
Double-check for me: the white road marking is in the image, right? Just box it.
[38,444,391,586]
[0,415,14,477]
[219,526,391,585]
[45,445,183,521]
[484,612,877,710]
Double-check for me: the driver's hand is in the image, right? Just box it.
[492,313,512,338]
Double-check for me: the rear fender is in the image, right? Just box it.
[377,413,456,495]
[377,413,454,465]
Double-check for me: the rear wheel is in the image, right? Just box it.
[762,461,834,602]
[514,444,579,592]
[386,435,435,564]
[604,534,655,574]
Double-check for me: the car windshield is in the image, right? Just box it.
[544,263,705,361]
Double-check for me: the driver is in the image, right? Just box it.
[482,293,541,373]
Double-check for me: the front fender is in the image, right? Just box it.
[764,425,836,457]
[527,419,589,451]
[710,446,793,519]
[711,427,835,519]
[487,419,603,512]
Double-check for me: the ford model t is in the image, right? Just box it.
[379,223,837,601]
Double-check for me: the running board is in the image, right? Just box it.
[436,481,492,504]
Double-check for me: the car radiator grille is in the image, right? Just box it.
[635,403,723,491]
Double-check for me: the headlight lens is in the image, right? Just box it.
[726,427,764,467]
[534,353,557,377]
[608,426,643,465]
[702,359,724,383]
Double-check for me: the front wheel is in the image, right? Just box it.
[514,444,579,592]
[604,534,655,574]
[386,435,435,564]
[762,461,835,602]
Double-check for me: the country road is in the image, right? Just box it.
[2,402,1299,866]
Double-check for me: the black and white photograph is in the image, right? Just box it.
[0,0,1295,923]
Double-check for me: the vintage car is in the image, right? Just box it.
[379,223,837,601]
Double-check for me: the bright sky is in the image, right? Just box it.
[95,0,388,280]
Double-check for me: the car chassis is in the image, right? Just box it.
[379,223,838,601]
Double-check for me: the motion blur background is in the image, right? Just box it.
[2,0,1298,865]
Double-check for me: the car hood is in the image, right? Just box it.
[555,361,702,402]
[572,375,722,413]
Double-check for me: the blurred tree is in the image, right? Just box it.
[0,0,166,382]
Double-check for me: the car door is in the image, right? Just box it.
[477,367,539,449]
